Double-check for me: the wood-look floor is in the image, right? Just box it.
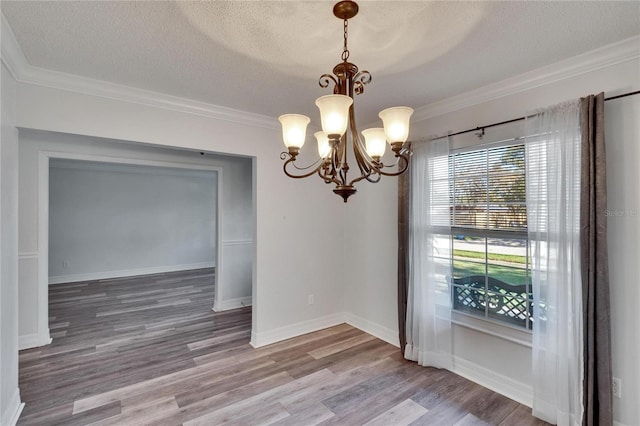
[18,268,548,426]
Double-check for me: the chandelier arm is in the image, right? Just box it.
[337,135,349,185]
[348,148,382,186]
[350,118,380,178]
[352,140,374,180]
[349,171,375,186]
[323,147,343,186]
[355,168,382,184]
[319,74,339,90]
[318,165,342,186]
[352,70,372,95]
[282,155,326,179]
[366,173,382,183]
[376,152,411,177]
[280,152,325,172]
[353,70,372,85]
[347,135,379,186]
[320,141,347,187]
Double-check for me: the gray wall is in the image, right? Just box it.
[49,160,217,282]
[18,129,253,345]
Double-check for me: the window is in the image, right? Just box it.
[449,143,532,330]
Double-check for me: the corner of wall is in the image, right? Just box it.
[343,312,399,348]
[0,388,24,426]
[18,331,52,351]
[250,313,345,348]
[452,356,533,408]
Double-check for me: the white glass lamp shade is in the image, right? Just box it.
[315,131,331,158]
[278,114,310,149]
[379,106,413,144]
[315,94,353,137]
[361,128,387,159]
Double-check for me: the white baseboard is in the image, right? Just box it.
[213,296,252,311]
[250,313,345,348]
[343,312,400,348]
[452,355,533,408]
[250,312,399,349]
[1,388,24,426]
[614,421,631,426]
[18,330,52,350]
[48,262,215,284]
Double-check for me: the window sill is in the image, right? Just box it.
[451,311,532,348]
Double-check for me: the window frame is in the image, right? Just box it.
[446,139,533,343]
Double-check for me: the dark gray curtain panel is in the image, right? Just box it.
[580,92,613,426]
[397,171,410,353]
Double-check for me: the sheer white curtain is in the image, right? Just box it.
[405,137,452,369]
[525,100,583,425]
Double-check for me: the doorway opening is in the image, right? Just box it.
[17,130,255,351]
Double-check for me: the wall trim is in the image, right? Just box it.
[452,312,532,348]
[221,239,253,246]
[0,14,278,131]
[39,149,226,173]
[412,35,640,122]
[49,158,218,179]
[250,313,345,348]
[48,262,216,285]
[19,331,52,350]
[6,9,637,131]
[214,296,252,312]
[4,12,637,131]
[0,388,24,426]
[18,251,39,259]
[0,13,24,81]
[343,312,400,348]
[452,355,532,408]
[250,312,399,349]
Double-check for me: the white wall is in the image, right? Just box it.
[48,160,218,283]
[12,79,346,349]
[0,62,23,426]
[604,93,640,426]
[345,51,640,424]
[343,176,401,345]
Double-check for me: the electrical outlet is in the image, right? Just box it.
[62,260,70,269]
[308,294,314,305]
[612,377,622,398]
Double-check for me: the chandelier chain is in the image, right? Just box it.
[341,18,350,61]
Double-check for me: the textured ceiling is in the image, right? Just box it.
[2,1,639,124]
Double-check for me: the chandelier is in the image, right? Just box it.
[278,0,413,202]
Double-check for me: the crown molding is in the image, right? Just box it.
[0,13,279,130]
[3,11,638,129]
[0,12,25,81]
[413,35,640,122]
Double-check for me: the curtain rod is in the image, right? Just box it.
[429,90,640,141]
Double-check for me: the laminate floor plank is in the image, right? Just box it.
[499,405,551,426]
[362,398,428,426]
[270,402,335,426]
[19,268,549,426]
[277,357,401,415]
